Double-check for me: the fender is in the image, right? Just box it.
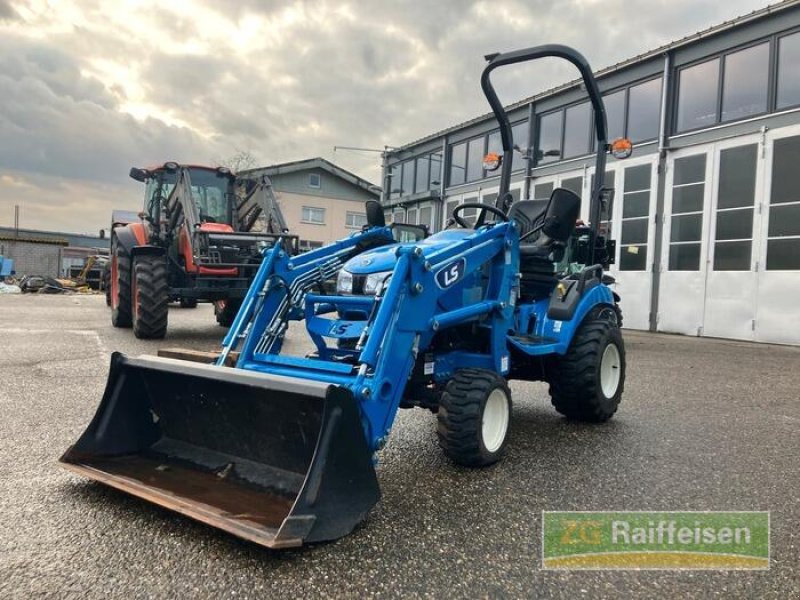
[112,222,149,254]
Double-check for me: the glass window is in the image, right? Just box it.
[561,176,583,198]
[677,59,720,132]
[777,32,800,109]
[766,238,800,270]
[770,136,800,205]
[511,121,528,171]
[345,211,367,228]
[672,185,704,214]
[603,90,626,141]
[669,154,706,271]
[393,211,404,223]
[712,144,755,272]
[429,152,443,187]
[714,240,751,271]
[669,244,701,271]
[407,208,417,224]
[415,156,429,193]
[563,102,591,158]
[718,145,757,209]
[445,199,458,226]
[622,191,649,218]
[716,210,753,240]
[302,206,325,224]
[467,137,484,182]
[419,206,433,229]
[627,78,662,142]
[624,164,651,192]
[533,181,554,201]
[768,203,800,238]
[308,173,321,188]
[389,164,402,199]
[670,213,703,242]
[537,111,562,164]
[674,154,707,185]
[620,164,652,271]
[621,219,648,244]
[449,142,467,186]
[721,43,769,122]
[619,245,647,270]
[401,160,414,196]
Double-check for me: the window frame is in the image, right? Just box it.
[301,206,326,225]
[673,36,777,135]
[308,173,321,189]
[345,211,368,229]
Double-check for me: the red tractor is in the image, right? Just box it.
[109,162,295,338]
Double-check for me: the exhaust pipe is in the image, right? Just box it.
[61,353,380,548]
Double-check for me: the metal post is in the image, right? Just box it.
[649,51,672,333]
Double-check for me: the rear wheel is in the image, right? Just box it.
[179,298,198,308]
[132,254,169,339]
[110,238,132,328]
[547,307,625,422]
[437,369,511,466]
[215,299,242,327]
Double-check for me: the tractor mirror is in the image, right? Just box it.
[129,168,148,182]
[365,200,385,227]
[609,138,633,159]
[482,152,502,171]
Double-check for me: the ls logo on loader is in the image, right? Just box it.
[435,258,466,289]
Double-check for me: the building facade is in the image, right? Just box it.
[382,1,800,345]
[243,158,380,251]
[0,234,68,278]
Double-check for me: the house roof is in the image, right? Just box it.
[390,0,800,154]
[0,233,68,246]
[241,157,381,196]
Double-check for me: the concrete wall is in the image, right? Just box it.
[275,190,368,247]
[0,240,64,278]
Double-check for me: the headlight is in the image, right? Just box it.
[336,269,353,294]
[364,271,392,295]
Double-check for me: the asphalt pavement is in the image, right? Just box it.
[1,294,798,599]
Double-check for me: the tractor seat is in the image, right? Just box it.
[510,188,582,299]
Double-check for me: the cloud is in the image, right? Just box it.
[0,0,769,233]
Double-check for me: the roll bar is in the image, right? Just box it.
[480,44,609,263]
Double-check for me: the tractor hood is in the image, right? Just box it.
[343,229,473,274]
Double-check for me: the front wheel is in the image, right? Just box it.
[132,254,169,339]
[547,308,625,422]
[110,238,132,328]
[214,299,242,327]
[437,369,512,466]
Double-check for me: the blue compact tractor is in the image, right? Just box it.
[62,45,632,549]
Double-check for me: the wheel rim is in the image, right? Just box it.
[482,388,510,453]
[600,343,621,398]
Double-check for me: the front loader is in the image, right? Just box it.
[63,45,632,549]
[109,163,296,338]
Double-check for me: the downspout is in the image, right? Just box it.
[523,102,535,201]
[648,51,672,333]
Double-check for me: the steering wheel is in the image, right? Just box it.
[452,203,508,229]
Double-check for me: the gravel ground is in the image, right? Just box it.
[0,294,798,599]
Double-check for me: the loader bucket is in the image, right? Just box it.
[60,353,380,549]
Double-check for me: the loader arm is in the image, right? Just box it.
[236,175,288,234]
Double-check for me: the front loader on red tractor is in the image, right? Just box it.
[109,162,296,338]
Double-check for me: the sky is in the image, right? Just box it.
[0,0,773,234]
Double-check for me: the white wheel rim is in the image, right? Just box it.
[482,388,510,453]
[600,343,621,398]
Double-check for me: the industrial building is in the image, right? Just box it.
[0,227,108,278]
[243,157,380,251]
[381,1,800,345]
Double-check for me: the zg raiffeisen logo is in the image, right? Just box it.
[542,511,769,569]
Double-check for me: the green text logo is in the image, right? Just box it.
[542,511,769,569]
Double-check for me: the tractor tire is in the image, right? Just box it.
[110,238,132,328]
[179,298,198,309]
[547,307,625,422]
[437,368,512,467]
[103,263,111,306]
[214,299,242,328]
[132,254,169,339]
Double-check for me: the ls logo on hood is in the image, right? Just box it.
[435,258,466,289]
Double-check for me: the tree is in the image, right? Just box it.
[215,150,258,174]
